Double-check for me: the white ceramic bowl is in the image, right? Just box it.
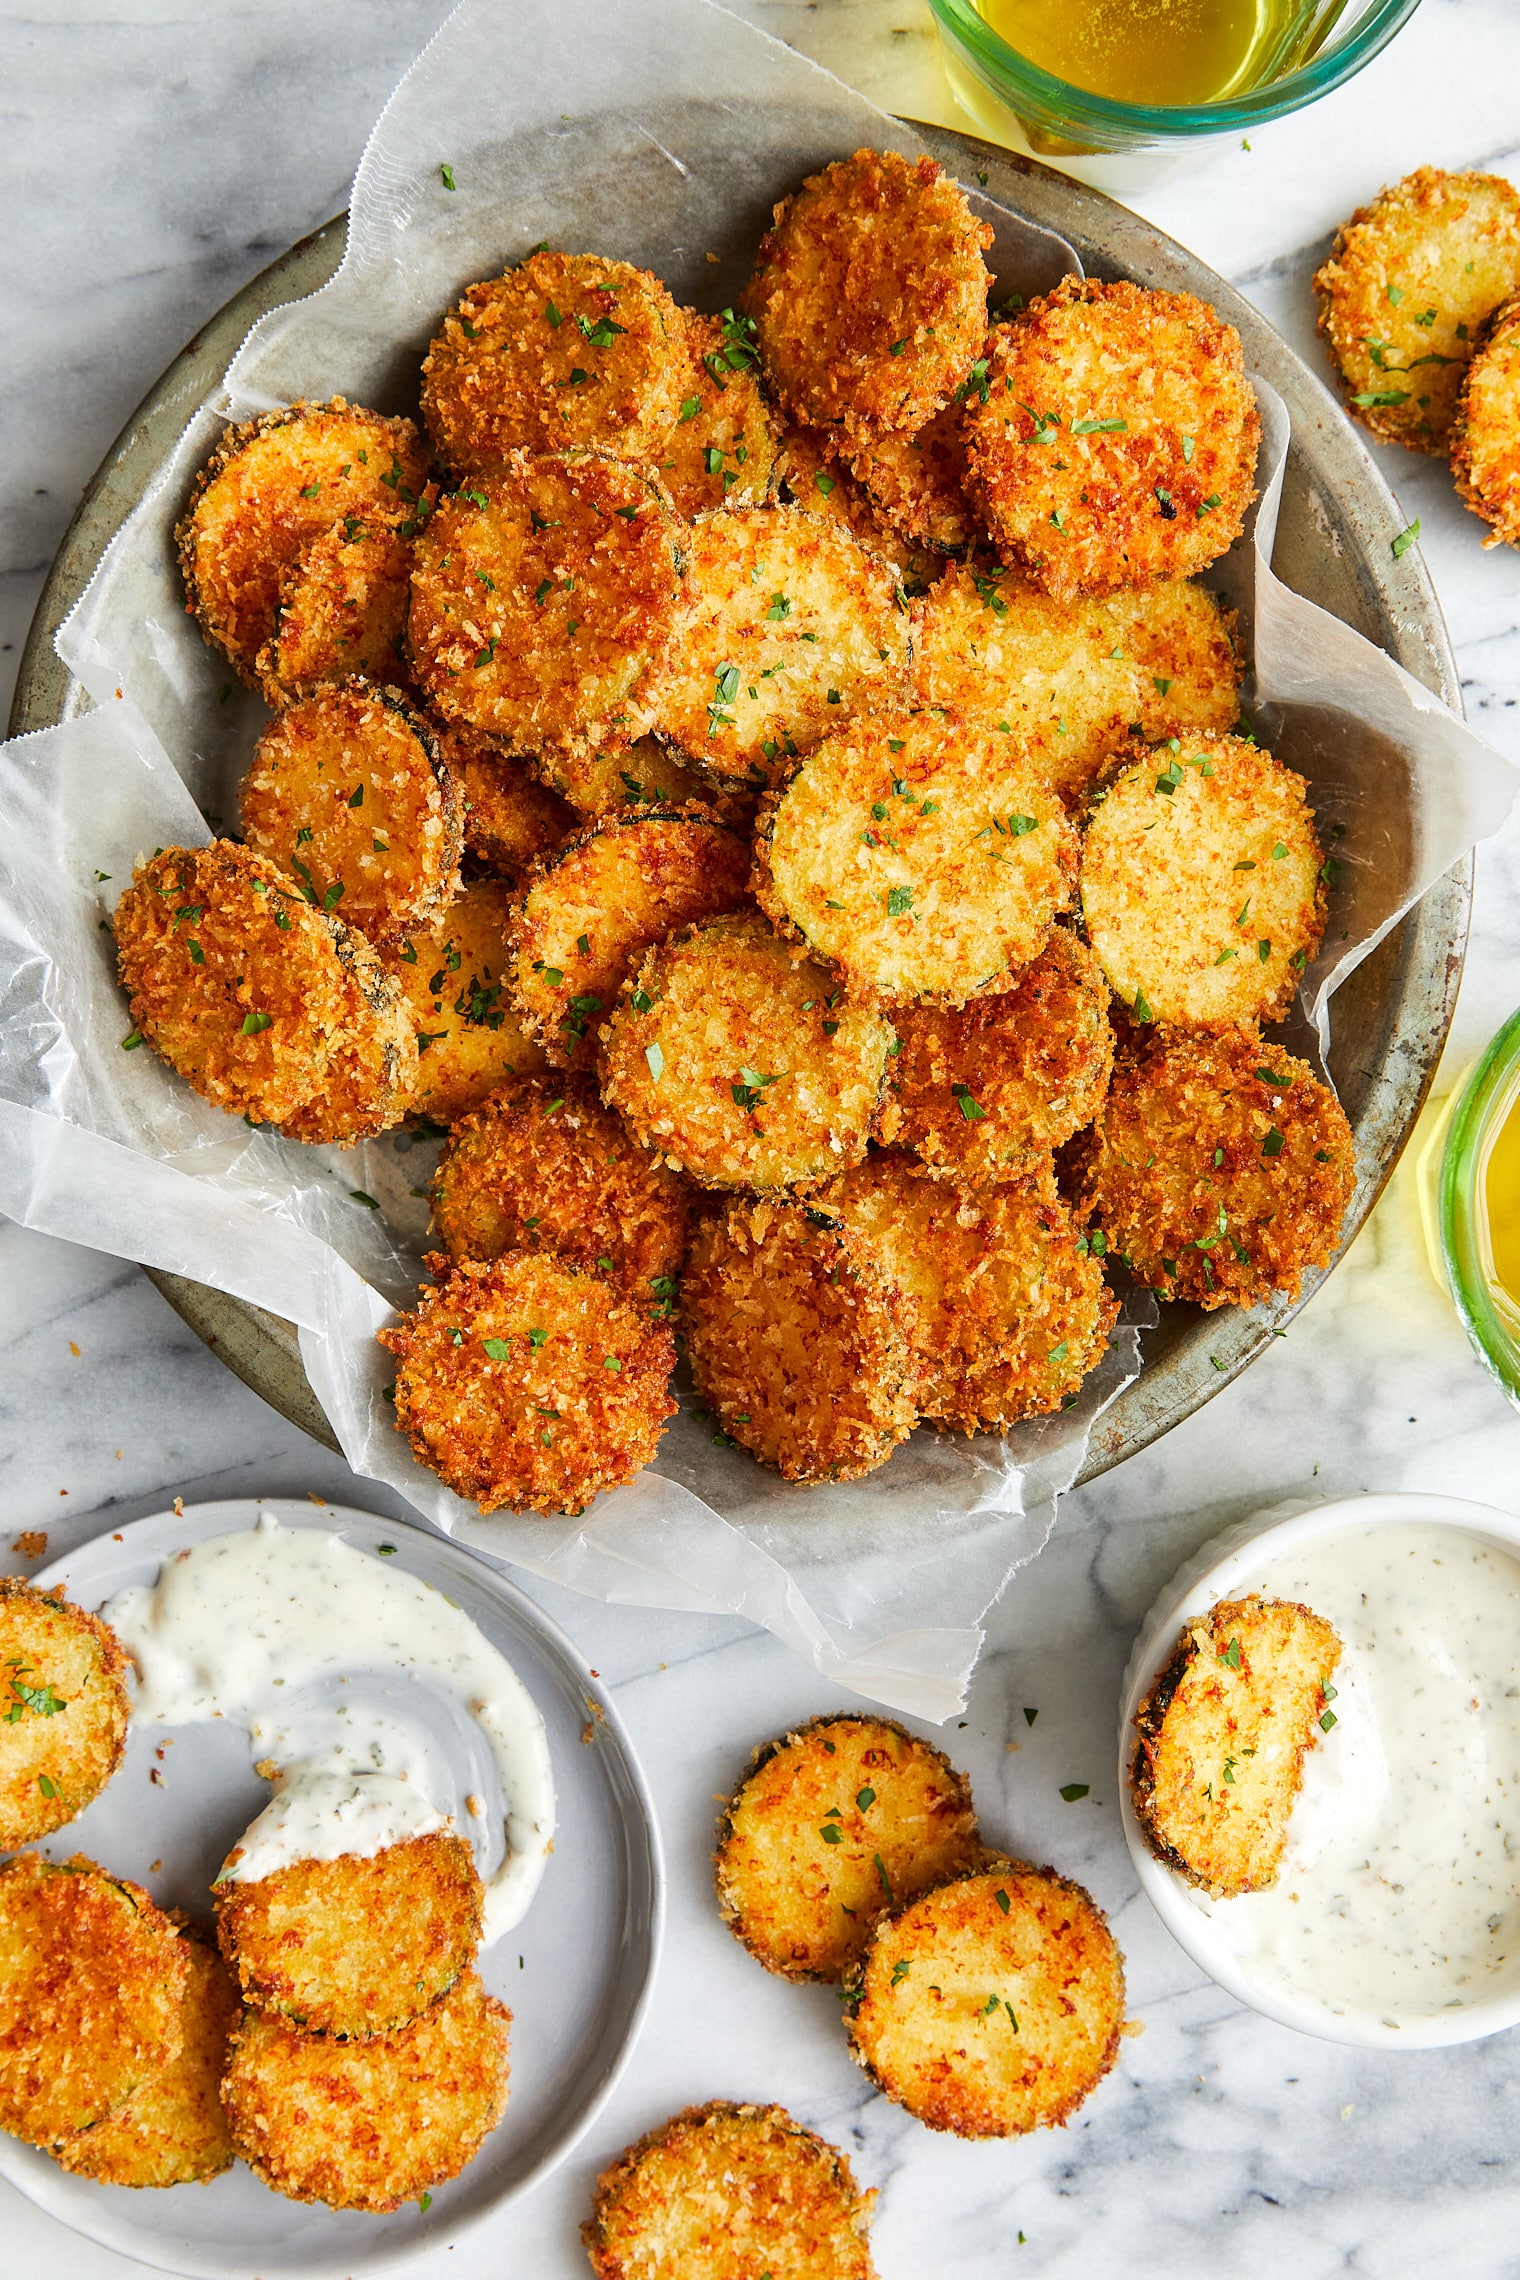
[1118,1490,1520,2050]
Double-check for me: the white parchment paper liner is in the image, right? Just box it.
[0,0,1514,1722]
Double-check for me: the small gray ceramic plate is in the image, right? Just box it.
[0,1499,664,2280]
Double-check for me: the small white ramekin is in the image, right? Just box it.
[1118,1490,1520,2049]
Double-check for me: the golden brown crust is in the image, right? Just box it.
[659,311,784,516]
[777,426,940,591]
[1450,288,1520,547]
[254,499,433,706]
[384,877,548,1125]
[847,399,977,553]
[0,1577,130,1846]
[276,944,419,1146]
[427,715,576,879]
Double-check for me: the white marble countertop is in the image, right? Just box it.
[5,2,1520,2273]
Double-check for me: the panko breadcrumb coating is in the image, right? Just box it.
[421,250,696,474]
[1079,731,1325,1029]
[1132,1595,1342,1898]
[778,427,940,590]
[1313,166,1520,454]
[584,2100,878,2280]
[0,1577,130,1847]
[381,1250,677,1514]
[878,927,1113,1182]
[847,1856,1125,2137]
[821,1152,1116,1431]
[240,678,463,943]
[278,946,419,1146]
[386,877,547,1125]
[0,1853,189,2148]
[177,399,430,683]
[756,709,1077,1005]
[598,912,894,1193]
[1068,1026,1357,1309]
[52,1928,238,2188]
[255,506,425,706]
[716,1715,979,1983]
[223,1968,510,2213]
[215,1832,484,2038]
[747,148,992,440]
[659,311,783,516]
[847,399,977,553]
[963,281,1259,601]
[431,1070,694,1305]
[537,731,752,825]
[682,1200,916,1482]
[914,565,1242,805]
[428,716,575,879]
[1451,290,1520,548]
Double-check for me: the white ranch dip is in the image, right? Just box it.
[106,1512,555,1944]
[1190,1523,1520,2022]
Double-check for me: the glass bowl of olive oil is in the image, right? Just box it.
[1427,1008,1520,1410]
[929,0,1424,189]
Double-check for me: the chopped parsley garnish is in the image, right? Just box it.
[886,885,913,917]
[482,1338,512,1361]
[1320,1708,1338,1733]
[1261,1126,1286,1156]
[1058,1783,1090,1802]
[241,1011,272,1035]
[1220,1635,1243,1670]
[576,311,627,348]
[1391,517,1421,559]
[1071,415,1127,435]
[644,1041,665,1081]
[438,163,456,190]
[1132,989,1154,1023]
[952,1082,987,1121]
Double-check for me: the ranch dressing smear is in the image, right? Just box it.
[107,1512,555,1943]
[1191,1524,1520,2021]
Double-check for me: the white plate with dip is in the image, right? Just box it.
[1119,1491,1520,2050]
[0,1498,664,2278]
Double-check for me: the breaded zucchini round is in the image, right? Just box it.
[681,1200,915,1482]
[847,1856,1125,2137]
[1068,1026,1357,1309]
[215,1832,483,2038]
[778,427,940,591]
[421,250,695,474]
[963,282,1259,601]
[114,841,413,1136]
[240,678,463,943]
[278,942,419,1147]
[914,565,1242,805]
[254,504,427,706]
[747,148,992,439]
[386,877,547,1125]
[427,716,575,880]
[1313,166,1520,454]
[756,709,1076,1006]
[821,1153,1116,1431]
[847,400,976,553]
[716,1715,979,1983]
[645,504,911,790]
[1451,290,1520,548]
[660,311,783,517]
[432,1071,693,1306]
[52,1927,238,2188]
[584,2100,877,2280]
[536,730,751,825]
[408,455,684,759]
[0,1578,130,1846]
[1079,730,1325,1028]
[0,1853,189,2148]
[380,1251,677,1515]
[506,808,751,1070]
[878,927,1113,1182]
[222,1968,510,2213]
[598,912,893,1193]
[177,399,430,683]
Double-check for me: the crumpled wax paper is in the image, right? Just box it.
[0,0,1513,1721]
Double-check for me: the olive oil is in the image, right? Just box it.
[1483,1087,1520,1311]
[977,0,1338,107]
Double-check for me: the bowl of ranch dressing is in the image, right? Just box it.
[1119,1491,1520,2047]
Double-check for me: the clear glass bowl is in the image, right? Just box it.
[929,0,1425,190]
[1424,1007,1520,1409]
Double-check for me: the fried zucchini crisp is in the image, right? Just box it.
[914,566,1242,805]
[1070,1027,1357,1309]
[507,808,751,1070]
[756,710,1076,1005]
[682,1201,915,1482]
[1451,290,1520,549]
[646,505,911,790]
[1131,1595,1342,1897]
[847,1857,1125,2137]
[241,678,463,942]
[408,454,684,760]
[52,1928,238,2188]
[432,1070,693,1305]
[177,399,430,684]
[215,1832,483,2038]
[0,1853,189,2148]
[716,1715,979,1982]
[115,842,416,1140]
[0,1577,129,1846]
[598,912,893,1193]
[386,878,547,1124]
[821,1153,1116,1431]
[1080,730,1325,1028]
[1313,166,1520,454]
[660,311,783,517]
[539,730,742,823]
[428,716,575,879]
[847,400,977,554]
[778,426,939,590]
[747,147,992,441]
[381,1251,677,1515]
[879,928,1113,1182]
[421,250,696,473]
[584,2099,877,2280]
[255,502,431,707]
[963,280,1259,601]
[222,1968,510,2213]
